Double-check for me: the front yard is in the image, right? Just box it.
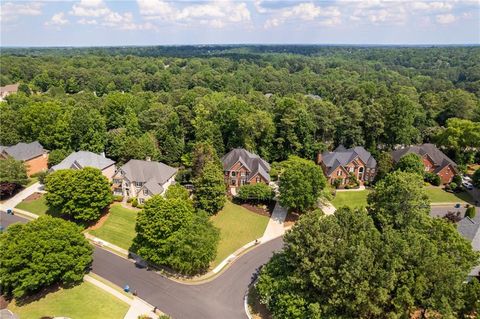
[425,187,473,204]
[88,204,138,250]
[15,193,48,216]
[210,201,270,268]
[331,190,370,209]
[7,281,129,319]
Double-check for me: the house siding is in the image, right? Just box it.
[25,153,48,176]
[102,164,116,181]
[437,164,455,184]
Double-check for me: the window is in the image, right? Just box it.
[114,189,123,195]
[349,167,354,173]
[241,171,246,177]
[135,181,143,188]
[143,189,149,196]
[113,179,122,184]
[231,179,236,186]
[231,171,236,177]
[139,198,144,204]
[337,170,342,176]
[359,167,364,173]
[256,177,260,183]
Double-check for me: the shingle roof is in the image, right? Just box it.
[51,151,115,172]
[221,148,271,182]
[143,180,164,195]
[0,83,19,94]
[1,141,46,161]
[391,143,456,169]
[457,213,480,251]
[119,159,177,185]
[321,145,377,176]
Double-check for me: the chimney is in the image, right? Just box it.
[316,152,323,165]
[146,156,151,162]
[101,151,106,158]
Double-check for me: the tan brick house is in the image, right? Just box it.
[0,141,48,176]
[221,148,270,193]
[317,145,377,188]
[391,143,457,184]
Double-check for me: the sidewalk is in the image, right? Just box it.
[336,185,366,192]
[261,201,287,242]
[319,200,336,215]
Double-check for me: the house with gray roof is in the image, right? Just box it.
[221,148,271,193]
[456,210,480,277]
[391,143,457,184]
[0,141,48,176]
[112,159,177,204]
[50,151,116,180]
[318,145,377,188]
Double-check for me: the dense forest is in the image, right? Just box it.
[1,45,479,168]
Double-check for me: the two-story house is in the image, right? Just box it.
[0,141,48,176]
[221,148,270,193]
[112,159,177,204]
[317,145,377,188]
[391,143,457,184]
[50,151,116,180]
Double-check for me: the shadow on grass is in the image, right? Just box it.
[10,280,83,307]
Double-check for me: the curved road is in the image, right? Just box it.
[1,212,283,318]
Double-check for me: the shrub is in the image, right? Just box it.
[332,178,342,189]
[348,172,359,187]
[473,169,480,188]
[237,184,274,202]
[127,197,133,203]
[36,170,49,185]
[424,172,441,186]
[113,195,124,202]
[449,182,458,191]
[132,197,139,207]
[466,206,476,219]
[452,175,462,186]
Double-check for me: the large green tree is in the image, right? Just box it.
[132,195,219,275]
[278,156,326,212]
[0,216,92,298]
[193,161,226,215]
[395,153,425,176]
[0,157,28,197]
[45,167,112,223]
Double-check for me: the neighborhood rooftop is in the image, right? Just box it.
[51,151,115,171]
[321,145,376,176]
[391,143,456,172]
[221,148,271,182]
[118,159,177,185]
[0,141,46,161]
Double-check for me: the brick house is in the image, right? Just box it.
[317,145,377,188]
[391,143,457,184]
[0,83,19,101]
[0,141,48,176]
[221,148,270,192]
[50,151,116,181]
[112,159,177,204]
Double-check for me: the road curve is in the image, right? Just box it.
[1,211,283,319]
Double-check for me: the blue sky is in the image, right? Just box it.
[1,0,479,46]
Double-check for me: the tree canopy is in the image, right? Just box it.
[193,161,226,215]
[0,216,93,298]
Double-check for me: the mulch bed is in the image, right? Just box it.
[86,212,111,231]
[238,201,276,217]
[22,192,43,202]
[284,211,301,227]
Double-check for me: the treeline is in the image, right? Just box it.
[0,46,479,166]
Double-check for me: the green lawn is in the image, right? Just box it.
[331,190,370,209]
[210,201,269,268]
[425,187,473,204]
[15,194,48,216]
[8,281,129,319]
[89,204,138,250]
[26,177,38,187]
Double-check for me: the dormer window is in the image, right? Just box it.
[135,181,144,187]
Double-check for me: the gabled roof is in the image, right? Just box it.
[142,180,165,195]
[51,151,115,172]
[221,148,271,182]
[391,143,456,169]
[458,212,480,251]
[321,145,377,176]
[118,159,177,185]
[0,141,46,161]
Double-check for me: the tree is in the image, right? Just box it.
[165,184,190,201]
[375,152,394,181]
[191,142,219,178]
[395,153,425,176]
[278,156,326,212]
[0,157,28,197]
[132,195,219,274]
[48,149,69,168]
[473,168,480,188]
[368,171,430,229]
[0,216,92,298]
[384,94,420,147]
[237,184,274,202]
[193,161,226,215]
[435,118,480,164]
[45,167,112,223]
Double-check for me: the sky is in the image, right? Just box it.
[0,0,479,46]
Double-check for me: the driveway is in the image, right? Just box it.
[2,182,43,208]
[0,211,283,319]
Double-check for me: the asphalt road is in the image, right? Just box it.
[0,211,283,319]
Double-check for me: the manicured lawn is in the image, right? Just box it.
[210,201,269,268]
[331,190,370,209]
[26,177,38,187]
[8,281,129,319]
[15,195,48,216]
[425,187,473,204]
[89,204,138,250]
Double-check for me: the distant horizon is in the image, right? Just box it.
[1,1,478,47]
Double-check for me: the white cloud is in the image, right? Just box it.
[45,12,68,26]
[436,13,456,24]
[70,0,110,17]
[137,0,251,28]
[78,18,98,25]
[264,2,340,28]
[1,2,43,23]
